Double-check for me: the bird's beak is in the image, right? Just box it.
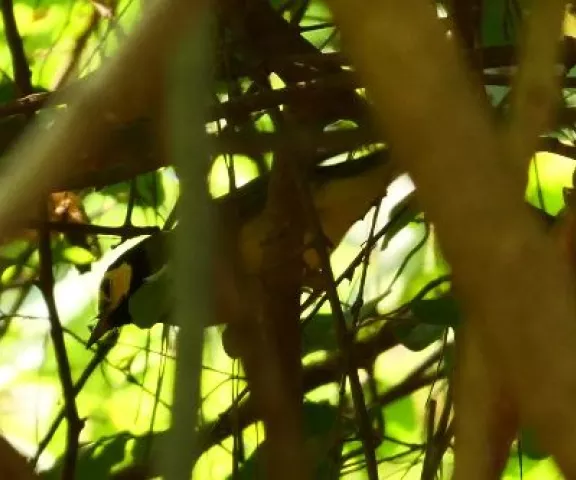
[87,317,114,348]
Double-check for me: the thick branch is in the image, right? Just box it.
[506,0,566,187]
[327,0,576,476]
[0,0,204,238]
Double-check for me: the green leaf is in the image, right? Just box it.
[411,294,461,328]
[303,401,338,437]
[481,0,521,47]
[128,265,172,329]
[0,76,15,103]
[520,427,550,460]
[1,264,35,286]
[302,313,338,356]
[393,321,445,352]
[0,239,30,260]
[62,246,96,265]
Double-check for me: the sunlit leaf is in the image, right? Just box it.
[1,264,36,286]
[62,246,96,265]
[0,239,31,260]
[209,154,259,198]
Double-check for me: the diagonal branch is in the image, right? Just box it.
[0,0,205,239]
[505,0,567,188]
[32,331,118,468]
[38,209,82,480]
[326,0,576,476]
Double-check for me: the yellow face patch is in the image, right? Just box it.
[99,262,133,317]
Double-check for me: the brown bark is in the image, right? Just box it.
[326,0,576,476]
[0,436,38,480]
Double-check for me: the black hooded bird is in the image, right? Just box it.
[88,233,168,347]
[87,150,396,347]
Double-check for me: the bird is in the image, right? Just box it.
[86,149,398,347]
[87,233,168,347]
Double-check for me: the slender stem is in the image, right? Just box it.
[38,205,83,479]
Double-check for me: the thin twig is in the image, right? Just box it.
[37,206,83,479]
[121,180,138,242]
[350,201,380,326]
[421,391,453,479]
[54,9,101,88]
[0,0,32,95]
[301,203,413,322]
[290,162,380,478]
[32,330,119,467]
[421,398,437,479]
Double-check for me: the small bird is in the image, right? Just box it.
[87,149,397,347]
[87,233,168,347]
